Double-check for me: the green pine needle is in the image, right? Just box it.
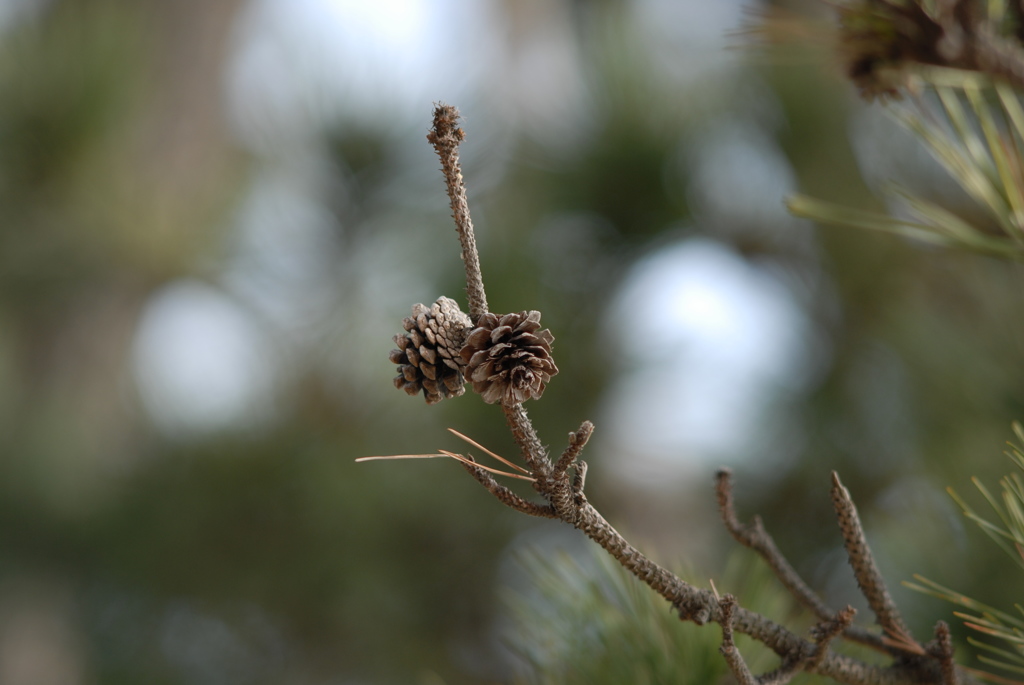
[907,423,1024,680]
[788,68,1024,260]
[501,546,814,685]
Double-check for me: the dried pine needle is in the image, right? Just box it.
[447,427,529,474]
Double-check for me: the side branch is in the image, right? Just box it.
[462,461,557,519]
[716,469,889,654]
[455,433,973,683]
[555,421,594,475]
[809,607,858,670]
[573,499,939,685]
[427,104,488,321]
[830,472,918,650]
[719,595,759,685]
[927,621,957,685]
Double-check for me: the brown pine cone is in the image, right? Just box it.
[389,297,471,404]
[459,311,558,405]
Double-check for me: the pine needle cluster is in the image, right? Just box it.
[908,423,1024,681]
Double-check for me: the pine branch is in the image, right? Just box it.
[376,102,989,685]
[467,449,971,684]
[432,101,982,684]
[716,469,890,654]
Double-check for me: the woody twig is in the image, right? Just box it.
[375,102,986,685]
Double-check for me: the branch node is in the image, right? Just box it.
[675,595,712,626]
[719,594,759,685]
[808,605,857,669]
[572,459,588,505]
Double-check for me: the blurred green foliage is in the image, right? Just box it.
[908,422,1024,679]
[504,547,798,684]
[2,1,1024,684]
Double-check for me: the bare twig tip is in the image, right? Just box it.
[428,101,488,319]
[555,419,595,476]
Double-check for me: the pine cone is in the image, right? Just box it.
[838,0,951,99]
[459,311,558,405]
[389,297,471,404]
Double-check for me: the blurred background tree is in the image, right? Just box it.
[1,0,1021,683]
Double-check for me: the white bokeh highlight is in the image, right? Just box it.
[132,281,277,437]
[133,0,815,443]
[227,0,494,152]
[687,115,798,231]
[601,237,813,486]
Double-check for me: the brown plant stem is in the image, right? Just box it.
[831,472,918,650]
[462,460,557,519]
[758,661,804,685]
[481,396,966,682]
[502,402,552,476]
[928,621,957,685]
[555,421,594,476]
[717,469,890,654]
[426,104,488,321]
[810,607,859,670]
[719,594,759,685]
[462,406,974,682]
[487,479,955,685]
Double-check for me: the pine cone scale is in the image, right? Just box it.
[405,346,421,367]
[420,347,437,365]
[464,327,491,349]
[491,325,513,342]
[469,361,494,383]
